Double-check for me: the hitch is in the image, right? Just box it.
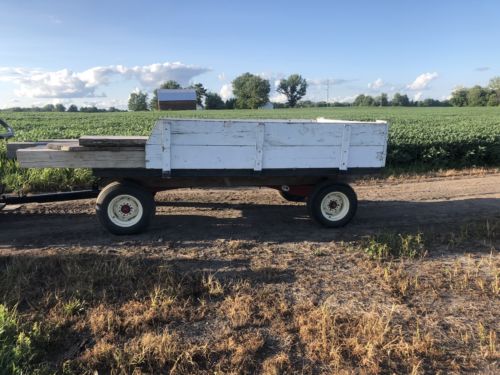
[0,118,14,140]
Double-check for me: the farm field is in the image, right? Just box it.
[1,106,499,192]
[0,173,499,373]
[0,107,499,373]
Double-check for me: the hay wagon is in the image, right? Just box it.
[5,118,389,234]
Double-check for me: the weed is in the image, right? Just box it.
[361,232,426,260]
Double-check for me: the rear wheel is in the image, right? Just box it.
[96,182,155,235]
[307,182,357,227]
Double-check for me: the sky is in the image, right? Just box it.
[0,0,499,109]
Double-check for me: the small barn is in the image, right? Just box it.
[158,89,197,110]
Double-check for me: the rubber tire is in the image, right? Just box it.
[307,182,357,228]
[279,191,306,203]
[96,182,155,235]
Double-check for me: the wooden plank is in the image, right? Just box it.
[7,142,48,159]
[47,142,143,152]
[254,123,265,171]
[17,147,145,168]
[347,145,387,168]
[164,122,386,147]
[79,136,148,147]
[170,145,256,169]
[262,146,338,169]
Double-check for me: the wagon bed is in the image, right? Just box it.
[12,118,389,234]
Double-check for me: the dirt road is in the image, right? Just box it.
[1,173,498,248]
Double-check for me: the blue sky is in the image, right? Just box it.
[0,0,498,108]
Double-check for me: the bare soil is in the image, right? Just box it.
[1,173,499,248]
[0,173,499,374]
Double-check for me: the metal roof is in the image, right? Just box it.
[158,89,197,102]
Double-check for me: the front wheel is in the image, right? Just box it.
[307,183,357,227]
[96,182,155,235]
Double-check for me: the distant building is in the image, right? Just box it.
[158,89,197,110]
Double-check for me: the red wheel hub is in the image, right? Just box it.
[120,204,131,214]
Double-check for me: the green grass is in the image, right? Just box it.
[1,107,499,192]
[0,304,50,374]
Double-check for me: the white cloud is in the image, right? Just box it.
[0,62,210,98]
[407,72,438,90]
[414,92,423,101]
[219,83,233,100]
[125,62,209,87]
[217,72,226,81]
[368,78,384,90]
[475,66,490,72]
[270,93,287,103]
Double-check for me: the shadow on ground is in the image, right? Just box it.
[1,198,498,249]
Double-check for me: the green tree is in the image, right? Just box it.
[128,91,149,111]
[42,104,55,112]
[362,95,375,106]
[467,85,488,106]
[189,83,207,107]
[487,92,499,106]
[55,103,66,112]
[450,88,468,107]
[353,94,366,106]
[150,80,182,110]
[225,98,236,109]
[232,73,270,109]
[204,92,225,109]
[488,76,500,92]
[353,94,376,106]
[375,93,389,106]
[276,74,307,107]
[392,93,410,106]
[67,104,78,112]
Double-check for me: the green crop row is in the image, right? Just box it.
[1,107,499,192]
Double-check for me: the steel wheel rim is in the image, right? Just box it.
[107,194,143,228]
[320,191,350,221]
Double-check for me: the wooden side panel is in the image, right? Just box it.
[145,119,390,172]
[17,148,145,168]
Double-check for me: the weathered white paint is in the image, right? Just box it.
[17,148,145,168]
[17,118,389,172]
[145,118,388,172]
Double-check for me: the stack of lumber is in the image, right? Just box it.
[16,136,148,168]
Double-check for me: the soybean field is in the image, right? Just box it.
[1,107,499,192]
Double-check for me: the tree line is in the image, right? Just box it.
[2,75,498,112]
[449,77,499,107]
[1,104,124,113]
[349,93,451,107]
[128,73,308,111]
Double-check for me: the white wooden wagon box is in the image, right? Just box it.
[14,118,389,234]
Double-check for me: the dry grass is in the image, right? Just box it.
[0,219,498,374]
